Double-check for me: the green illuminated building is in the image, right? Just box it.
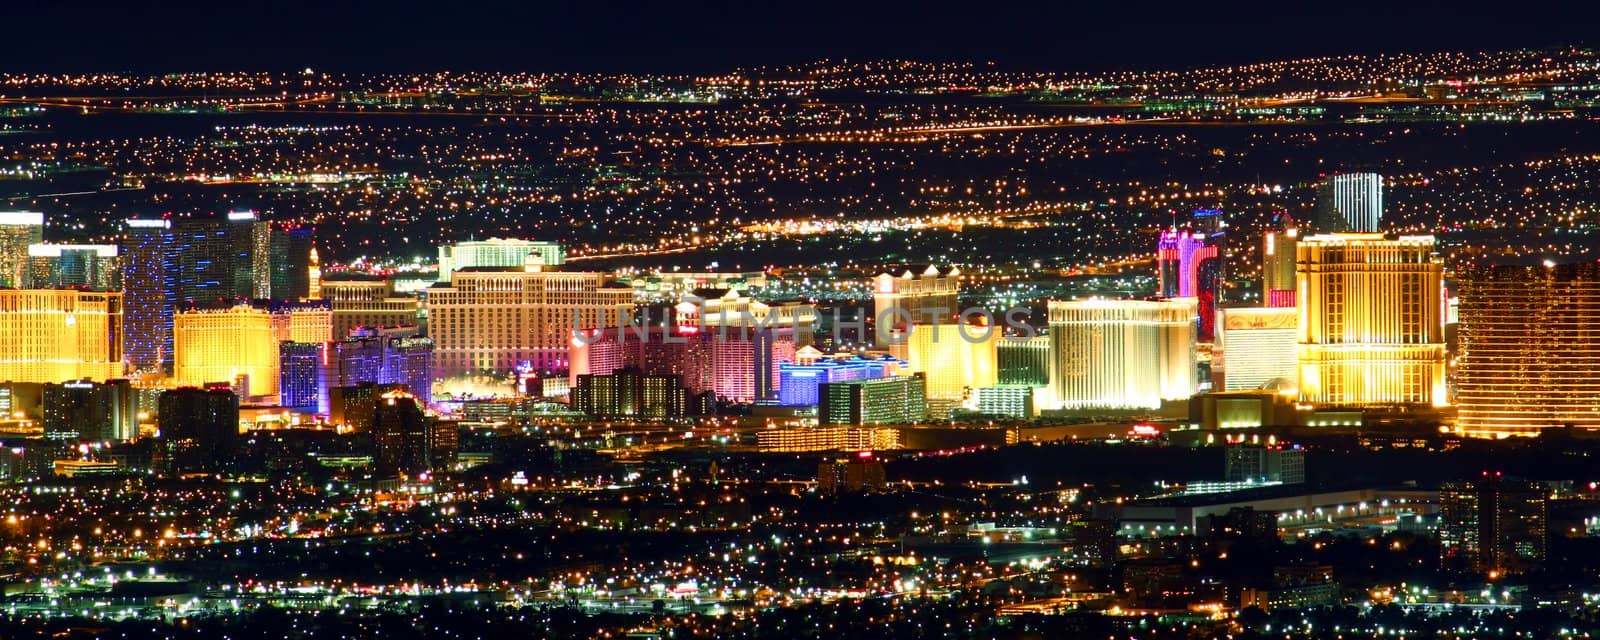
[818,373,926,426]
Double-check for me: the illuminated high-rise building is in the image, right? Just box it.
[27,244,120,290]
[426,264,633,376]
[1158,229,1205,298]
[0,211,44,289]
[307,247,322,300]
[1295,234,1445,408]
[1261,212,1299,307]
[870,266,981,412]
[570,368,690,419]
[872,266,959,336]
[320,275,421,337]
[569,324,796,403]
[173,302,276,398]
[889,322,998,408]
[819,373,927,426]
[120,218,175,373]
[1440,476,1547,576]
[678,288,817,347]
[776,351,904,407]
[42,379,137,442]
[1046,299,1196,410]
[371,389,431,476]
[270,299,333,344]
[173,300,331,399]
[280,328,434,414]
[997,334,1050,387]
[436,238,565,281]
[171,211,311,302]
[1215,306,1298,391]
[0,289,124,383]
[1157,212,1225,341]
[270,224,314,300]
[1455,261,1600,435]
[1316,172,1383,233]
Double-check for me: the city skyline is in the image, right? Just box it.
[5,29,1600,639]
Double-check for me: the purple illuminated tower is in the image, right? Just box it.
[1156,209,1226,342]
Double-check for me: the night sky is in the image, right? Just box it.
[4,0,1596,72]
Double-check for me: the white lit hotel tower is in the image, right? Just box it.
[1046,299,1197,410]
[1295,234,1446,408]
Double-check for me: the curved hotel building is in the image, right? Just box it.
[1046,298,1196,410]
[0,289,123,383]
[1456,261,1600,436]
[1295,234,1446,408]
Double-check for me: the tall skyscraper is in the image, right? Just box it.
[889,322,999,412]
[42,379,137,442]
[1046,299,1196,410]
[436,238,565,281]
[320,275,421,337]
[157,386,240,472]
[1261,212,1299,307]
[570,368,690,419]
[1316,172,1383,233]
[0,211,44,289]
[269,223,314,300]
[26,244,120,289]
[818,373,927,426]
[997,334,1050,388]
[1456,261,1600,435]
[568,324,796,403]
[307,246,322,300]
[171,211,311,303]
[121,218,175,373]
[872,266,960,336]
[1295,234,1445,408]
[1157,212,1225,341]
[1158,229,1205,298]
[173,301,276,397]
[174,300,331,398]
[426,264,634,376]
[1215,306,1298,391]
[0,289,124,383]
[1439,476,1548,576]
[371,389,431,476]
[280,328,434,414]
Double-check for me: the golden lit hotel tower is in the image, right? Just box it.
[0,289,123,383]
[1261,212,1298,308]
[174,300,332,399]
[892,322,999,413]
[425,261,634,377]
[1456,261,1600,436]
[1295,234,1445,408]
[1046,299,1196,410]
[307,247,322,300]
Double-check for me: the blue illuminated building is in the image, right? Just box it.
[776,354,904,407]
[120,218,175,373]
[280,328,434,414]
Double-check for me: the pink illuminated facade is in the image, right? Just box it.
[569,324,796,403]
[1157,222,1224,342]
